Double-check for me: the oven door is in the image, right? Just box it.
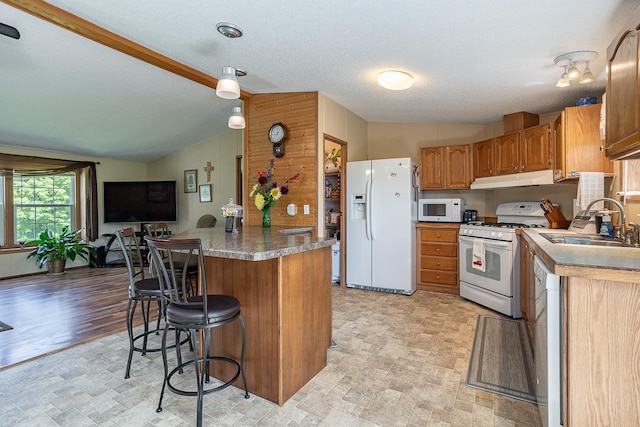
[459,235,514,296]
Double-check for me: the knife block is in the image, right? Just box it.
[544,207,572,229]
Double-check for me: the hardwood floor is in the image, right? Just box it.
[0,266,146,370]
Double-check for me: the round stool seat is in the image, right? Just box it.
[166,295,240,325]
[132,278,162,297]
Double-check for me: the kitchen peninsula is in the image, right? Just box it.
[173,226,335,406]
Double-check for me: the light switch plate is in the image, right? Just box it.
[304,204,310,215]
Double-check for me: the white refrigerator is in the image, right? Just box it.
[346,158,417,295]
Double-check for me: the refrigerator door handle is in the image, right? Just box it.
[368,177,374,240]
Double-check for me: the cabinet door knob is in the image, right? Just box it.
[436,248,441,252]
[436,275,440,279]
[436,261,441,266]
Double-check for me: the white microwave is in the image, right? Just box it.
[418,198,464,222]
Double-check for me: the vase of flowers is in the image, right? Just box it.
[250,159,301,227]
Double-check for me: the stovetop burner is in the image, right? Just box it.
[473,222,546,229]
[478,222,544,228]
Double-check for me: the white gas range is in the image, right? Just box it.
[458,202,548,318]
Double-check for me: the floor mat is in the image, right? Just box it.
[466,314,536,404]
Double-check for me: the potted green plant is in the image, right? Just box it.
[26,226,96,274]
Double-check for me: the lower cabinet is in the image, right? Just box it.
[416,223,460,294]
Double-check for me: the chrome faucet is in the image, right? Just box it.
[628,222,640,247]
[584,197,626,242]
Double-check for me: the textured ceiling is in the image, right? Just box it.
[0,0,637,162]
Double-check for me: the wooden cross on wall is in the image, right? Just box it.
[203,161,214,182]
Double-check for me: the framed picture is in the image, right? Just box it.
[184,169,197,193]
[199,184,212,202]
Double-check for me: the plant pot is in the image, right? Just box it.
[47,259,66,275]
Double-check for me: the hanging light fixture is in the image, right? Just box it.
[553,50,597,88]
[556,65,570,88]
[376,70,414,90]
[216,22,244,99]
[580,61,595,84]
[228,106,245,129]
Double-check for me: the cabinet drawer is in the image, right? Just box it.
[421,256,457,271]
[420,270,458,285]
[421,229,458,243]
[420,242,458,257]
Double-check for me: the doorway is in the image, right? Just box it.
[323,134,346,286]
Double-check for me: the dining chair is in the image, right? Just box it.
[146,236,249,427]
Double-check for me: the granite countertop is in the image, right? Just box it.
[522,229,640,282]
[173,226,335,261]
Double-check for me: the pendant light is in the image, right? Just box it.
[228,106,245,129]
[216,22,243,99]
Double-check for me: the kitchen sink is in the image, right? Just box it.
[539,232,633,248]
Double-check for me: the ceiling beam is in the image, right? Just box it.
[3,0,252,100]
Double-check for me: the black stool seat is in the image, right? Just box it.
[132,277,163,296]
[167,295,240,325]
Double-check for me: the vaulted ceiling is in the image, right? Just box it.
[0,0,637,162]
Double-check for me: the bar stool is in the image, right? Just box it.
[146,236,249,427]
[145,223,197,292]
[115,227,188,379]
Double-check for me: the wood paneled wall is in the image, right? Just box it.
[245,92,319,227]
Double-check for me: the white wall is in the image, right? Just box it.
[147,129,243,233]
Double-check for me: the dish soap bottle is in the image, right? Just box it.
[599,213,614,238]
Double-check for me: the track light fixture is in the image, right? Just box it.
[216,22,244,99]
[553,50,597,88]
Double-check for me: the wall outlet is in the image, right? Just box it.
[304,204,310,215]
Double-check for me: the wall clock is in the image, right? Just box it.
[268,123,286,158]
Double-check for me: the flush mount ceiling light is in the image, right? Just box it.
[215,22,244,99]
[228,106,245,129]
[376,70,414,91]
[553,50,598,88]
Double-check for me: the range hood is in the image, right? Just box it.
[470,170,555,190]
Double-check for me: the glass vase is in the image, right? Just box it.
[262,206,271,227]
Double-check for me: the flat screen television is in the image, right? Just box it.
[103,181,177,223]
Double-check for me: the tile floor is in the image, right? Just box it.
[0,286,542,426]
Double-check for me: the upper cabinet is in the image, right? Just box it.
[605,22,640,159]
[473,138,495,178]
[495,133,520,175]
[553,104,613,180]
[520,124,552,172]
[492,123,551,176]
[420,145,471,189]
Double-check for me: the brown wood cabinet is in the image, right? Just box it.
[553,104,613,180]
[416,223,460,294]
[494,124,551,176]
[473,138,495,178]
[495,132,520,175]
[420,145,471,189]
[605,21,640,159]
[521,123,552,172]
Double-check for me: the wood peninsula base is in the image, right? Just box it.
[204,247,332,405]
